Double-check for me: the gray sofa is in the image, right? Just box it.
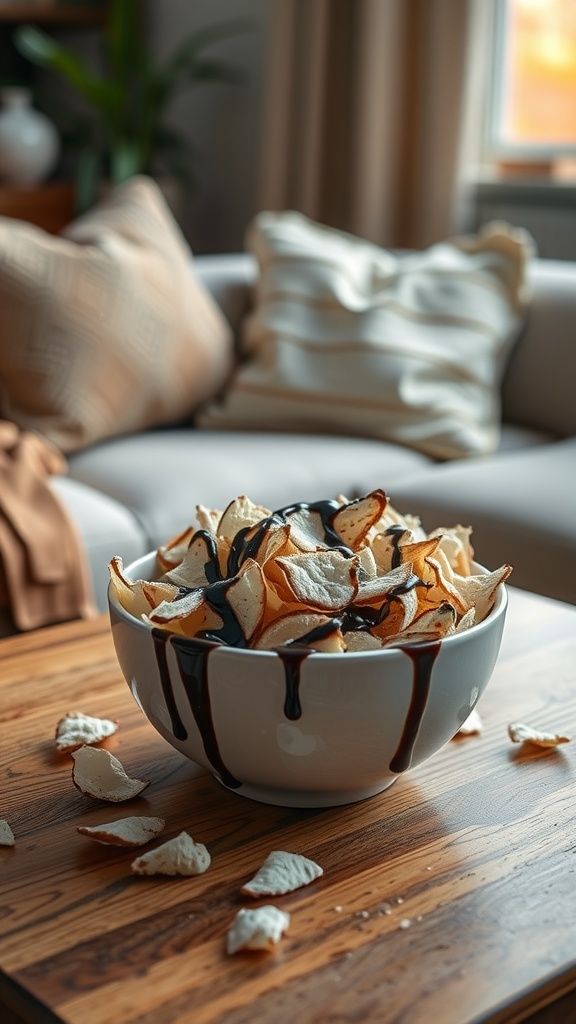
[53,252,576,611]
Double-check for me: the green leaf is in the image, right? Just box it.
[109,140,146,184]
[75,145,101,214]
[13,25,121,119]
[105,0,144,83]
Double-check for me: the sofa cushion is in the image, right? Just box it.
[199,211,534,460]
[0,176,233,454]
[67,428,432,551]
[502,258,576,438]
[51,476,148,612]
[392,437,576,605]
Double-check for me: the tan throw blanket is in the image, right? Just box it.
[0,421,96,635]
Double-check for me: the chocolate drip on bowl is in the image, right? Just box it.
[389,641,441,773]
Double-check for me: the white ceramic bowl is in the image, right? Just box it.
[108,551,508,808]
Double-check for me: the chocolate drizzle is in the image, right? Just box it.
[386,524,408,568]
[277,648,310,720]
[151,629,442,790]
[151,629,242,789]
[389,641,440,773]
[152,630,188,741]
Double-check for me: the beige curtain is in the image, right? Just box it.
[258,0,487,249]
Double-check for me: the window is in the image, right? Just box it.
[488,0,576,163]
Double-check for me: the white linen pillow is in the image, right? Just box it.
[198,211,534,460]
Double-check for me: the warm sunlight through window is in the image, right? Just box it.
[491,0,576,154]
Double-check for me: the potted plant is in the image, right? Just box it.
[14,0,247,212]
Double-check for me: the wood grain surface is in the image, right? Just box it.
[1,589,576,1024]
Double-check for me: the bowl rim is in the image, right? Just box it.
[108,549,508,661]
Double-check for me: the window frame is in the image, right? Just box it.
[485,0,576,163]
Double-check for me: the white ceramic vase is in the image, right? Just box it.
[0,86,60,186]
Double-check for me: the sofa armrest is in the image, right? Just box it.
[193,252,257,338]
[502,258,576,437]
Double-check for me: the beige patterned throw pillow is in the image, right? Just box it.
[198,211,534,460]
[0,176,233,453]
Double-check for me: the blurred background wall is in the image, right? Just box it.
[142,0,271,254]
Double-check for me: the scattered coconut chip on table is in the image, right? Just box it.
[77,816,165,847]
[508,722,571,748]
[55,711,119,753]
[71,746,150,801]
[0,819,15,846]
[241,850,323,896]
[131,831,211,876]
[226,906,291,955]
[457,708,483,736]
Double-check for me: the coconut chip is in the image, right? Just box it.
[55,711,119,754]
[77,815,165,846]
[241,850,323,897]
[508,722,571,748]
[131,831,211,876]
[0,819,15,847]
[71,746,150,801]
[457,707,483,735]
[226,905,290,955]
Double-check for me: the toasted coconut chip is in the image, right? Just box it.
[0,819,15,847]
[508,722,571,748]
[231,519,290,572]
[218,495,272,541]
[156,525,195,573]
[455,608,477,632]
[429,525,474,577]
[354,563,414,606]
[55,711,119,754]
[108,556,155,619]
[369,529,410,574]
[274,550,360,612]
[399,602,457,640]
[255,522,294,566]
[298,621,347,653]
[148,588,204,620]
[398,537,441,579]
[241,850,323,897]
[331,490,388,550]
[195,504,222,535]
[371,587,421,640]
[164,531,220,589]
[381,630,448,647]
[422,554,470,617]
[285,507,331,552]
[148,589,223,639]
[227,906,290,955]
[457,708,483,735]
[226,559,267,642]
[77,816,165,847]
[356,545,378,578]
[131,831,211,875]
[254,611,332,650]
[71,746,149,802]
[109,557,178,618]
[369,501,425,542]
[140,579,180,609]
[454,564,512,622]
[343,631,383,652]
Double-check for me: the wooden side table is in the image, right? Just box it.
[0,180,75,232]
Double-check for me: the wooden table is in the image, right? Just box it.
[1,588,576,1024]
